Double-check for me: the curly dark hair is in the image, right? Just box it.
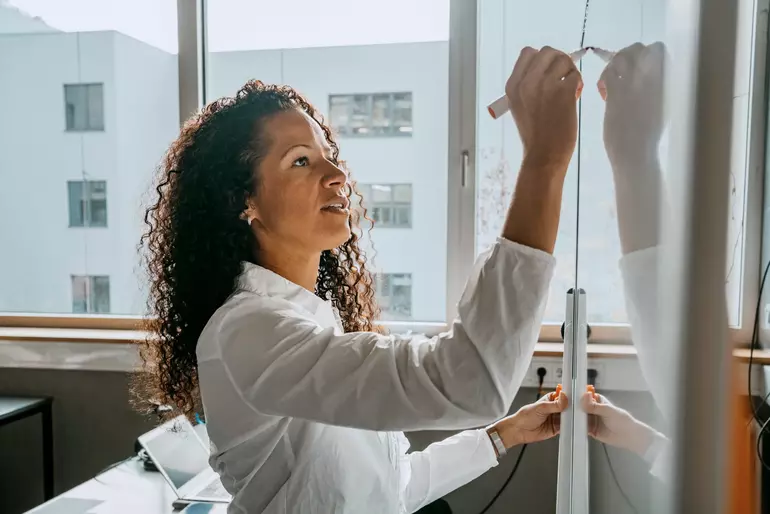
[134,80,381,420]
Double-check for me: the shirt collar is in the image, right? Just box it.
[238,261,327,315]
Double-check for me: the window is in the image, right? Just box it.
[68,181,108,228]
[64,83,105,131]
[71,275,110,314]
[329,93,413,136]
[375,274,413,320]
[357,184,412,228]
[0,3,179,316]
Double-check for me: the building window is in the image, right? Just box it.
[64,83,104,131]
[357,184,412,228]
[68,180,107,227]
[329,92,412,136]
[375,273,412,320]
[71,275,110,314]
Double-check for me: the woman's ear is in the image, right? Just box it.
[239,200,259,226]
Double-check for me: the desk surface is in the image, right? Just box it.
[0,396,50,424]
[28,459,227,514]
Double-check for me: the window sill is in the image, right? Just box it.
[2,325,769,374]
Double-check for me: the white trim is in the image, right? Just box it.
[0,340,140,372]
[736,0,769,344]
[445,0,478,323]
[177,0,204,124]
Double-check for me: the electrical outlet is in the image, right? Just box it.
[523,358,561,388]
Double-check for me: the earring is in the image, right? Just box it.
[240,210,257,226]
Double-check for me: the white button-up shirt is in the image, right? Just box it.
[196,238,555,513]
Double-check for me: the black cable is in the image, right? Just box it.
[477,443,528,514]
[749,259,770,470]
[748,259,770,424]
[601,443,639,514]
[477,369,547,514]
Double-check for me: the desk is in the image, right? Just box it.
[0,396,53,500]
[27,459,226,513]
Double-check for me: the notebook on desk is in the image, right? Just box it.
[138,415,231,505]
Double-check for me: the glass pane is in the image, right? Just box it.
[371,93,391,134]
[0,1,179,314]
[71,275,88,313]
[329,95,351,135]
[67,181,85,227]
[350,94,370,135]
[392,92,412,134]
[90,276,111,313]
[87,83,105,130]
[476,0,583,327]
[205,0,449,323]
[371,184,393,203]
[393,184,412,202]
[64,84,88,130]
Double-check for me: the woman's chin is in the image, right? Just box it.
[319,224,352,251]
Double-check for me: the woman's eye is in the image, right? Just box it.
[292,156,310,167]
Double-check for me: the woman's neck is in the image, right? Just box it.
[256,241,320,293]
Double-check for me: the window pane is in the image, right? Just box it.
[395,206,411,228]
[87,84,105,130]
[350,95,370,135]
[329,95,351,135]
[0,1,179,315]
[370,184,392,203]
[392,92,412,134]
[375,273,412,321]
[392,184,412,203]
[71,276,88,313]
[203,0,449,323]
[64,84,88,130]
[371,94,391,134]
[90,276,111,313]
[68,181,85,227]
[88,181,108,227]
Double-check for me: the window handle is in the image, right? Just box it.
[461,150,470,188]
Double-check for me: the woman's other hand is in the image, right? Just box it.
[582,388,660,457]
[488,390,568,450]
[506,46,583,175]
[598,42,667,166]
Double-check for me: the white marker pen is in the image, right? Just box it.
[486,48,589,120]
[587,46,615,63]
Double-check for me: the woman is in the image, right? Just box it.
[138,47,581,513]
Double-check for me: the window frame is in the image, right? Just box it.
[375,273,414,320]
[70,275,111,314]
[1,0,766,348]
[357,183,413,229]
[67,180,108,228]
[63,83,105,132]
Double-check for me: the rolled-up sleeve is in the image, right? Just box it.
[402,429,498,513]
[219,238,555,431]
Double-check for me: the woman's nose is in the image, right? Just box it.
[322,162,348,189]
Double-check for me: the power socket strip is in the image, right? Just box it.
[521,356,648,392]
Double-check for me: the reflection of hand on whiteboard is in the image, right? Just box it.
[582,387,667,462]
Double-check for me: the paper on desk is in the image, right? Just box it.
[31,498,104,514]
[181,503,229,513]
